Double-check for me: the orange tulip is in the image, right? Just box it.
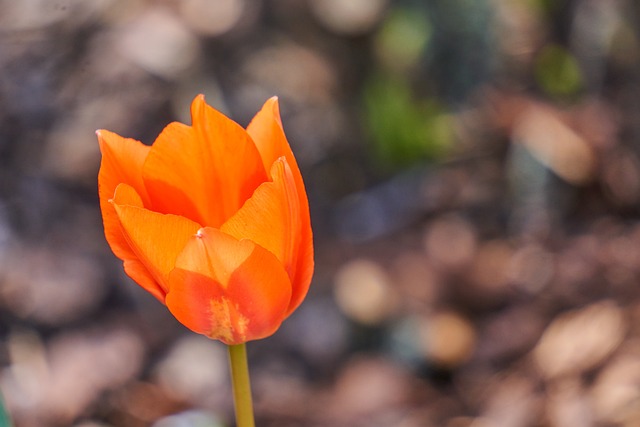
[97,95,314,345]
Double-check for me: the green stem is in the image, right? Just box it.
[228,343,255,427]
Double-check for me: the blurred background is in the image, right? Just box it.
[1,0,640,426]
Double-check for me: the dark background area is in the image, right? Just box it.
[1,0,640,426]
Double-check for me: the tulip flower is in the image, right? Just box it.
[97,95,314,345]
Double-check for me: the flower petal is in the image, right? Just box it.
[246,97,286,172]
[112,183,202,296]
[140,122,204,223]
[166,227,292,344]
[143,96,268,227]
[220,157,302,300]
[246,98,314,315]
[97,130,151,261]
[108,184,164,300]
[246,97,307,205]
[122,259,166,302]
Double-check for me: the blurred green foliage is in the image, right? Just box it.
[374,7,431,73]
[535,43,583,100]
[363,73,453,172]
[0,395,11,427]
[529,0,565,15]
[364,5,454,172]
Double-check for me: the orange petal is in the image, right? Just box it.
[221,157,300,287]
[140,122,204,224]
[246,98,314,315]
[112,181,144,207]
[122,259,166,302]
[143,96,267,227]
[105,184,164,300]
[112,183,202,296]
[246,97,284,172]
[97,130,151,204]
[288,225,313,316]
[246,97,307,206]
[165,227,292,344]
[97,130,151,261]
